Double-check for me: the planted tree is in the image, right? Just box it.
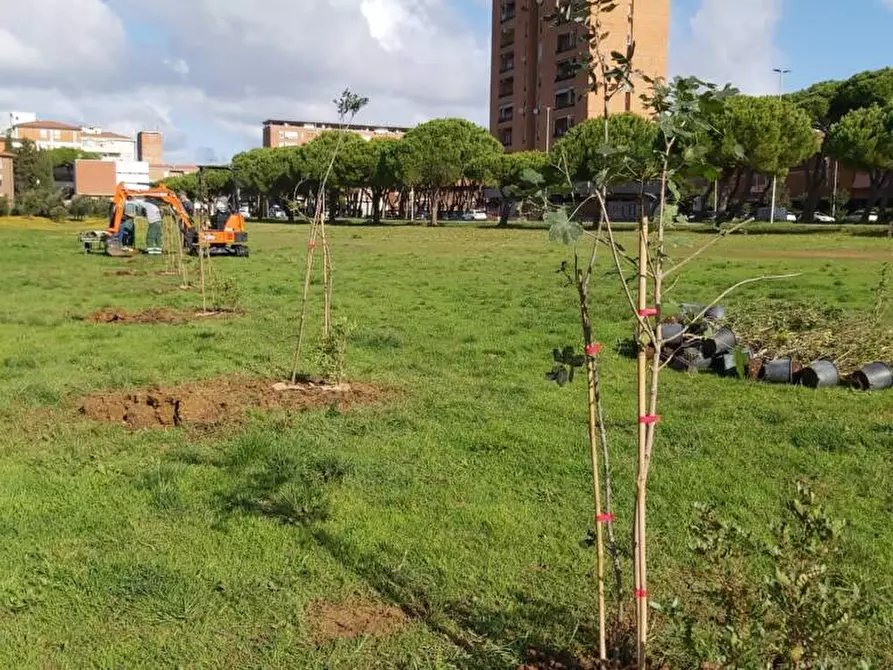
[718,95,820,210]
[827,105,893,229]
[787,80,842,221]
[399,118,502,226]
[291,89,368,384]
[491,151,551,226]
[359,138,401,224]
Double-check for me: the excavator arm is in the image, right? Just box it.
[107,183,194,240]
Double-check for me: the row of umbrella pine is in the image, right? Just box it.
[657,305,893,391]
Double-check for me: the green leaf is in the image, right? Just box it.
[520,167,545,186]
[546,209,584,245]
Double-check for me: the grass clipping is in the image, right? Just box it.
[726,298,893,373]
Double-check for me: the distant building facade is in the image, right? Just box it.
[137,131,164,164]
[489,0,670,152]
[0,151,14,206]
[262,119,410,148]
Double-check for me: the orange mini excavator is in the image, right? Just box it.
[81,182,249,257]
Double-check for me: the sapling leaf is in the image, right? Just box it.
[546,209,584,245]
[520,167,545,186]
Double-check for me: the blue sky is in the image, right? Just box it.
[1,0,891,163]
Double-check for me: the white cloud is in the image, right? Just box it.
[0,0,490,160]
[672,0,785,95]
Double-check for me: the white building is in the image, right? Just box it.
[80,127,136,162]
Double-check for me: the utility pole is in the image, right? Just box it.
[545,106,552,153]
[769,68,790,224]
[831,159,840,219]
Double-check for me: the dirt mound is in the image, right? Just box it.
[310,598,407,643]
[80,375,384,430]
[105,269,143,277]
[518,648,601,670]
[88,308,229,324]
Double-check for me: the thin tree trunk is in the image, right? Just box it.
[430,190,440,227]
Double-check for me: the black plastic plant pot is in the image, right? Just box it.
[704,305,727,321]
[850,362,893,391]
[713,348,753,377]
[671,346,712,372]
[702,327,737,358]
[661,323,685,349]
[800,360,840,389]
[759,358,798,384]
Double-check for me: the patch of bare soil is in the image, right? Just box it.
[105,269,144,277]
[88,307,230,324]
[309,598,407,643]
[518,648,668,670]
[80,375,385,430]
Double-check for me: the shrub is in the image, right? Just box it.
[0,196,10,217]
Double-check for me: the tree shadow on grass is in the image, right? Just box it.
[309,529,603,669]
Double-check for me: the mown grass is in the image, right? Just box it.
[0,216,891,667]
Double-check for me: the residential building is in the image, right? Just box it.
[490,0,670,152]
[81,126,136,162]
[148,163,198,183]
[262,120,410,148]
[11,120,82,150]
[74,159,152,196]
[0,151,14,206]
[8,117,141,162]
[137,131,164,164]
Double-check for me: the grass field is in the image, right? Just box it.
[0,216,891,668]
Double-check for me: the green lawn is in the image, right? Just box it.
[0,217,891,668]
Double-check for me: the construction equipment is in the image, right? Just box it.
[79,180,249,257]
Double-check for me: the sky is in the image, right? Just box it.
[0,0,890,164]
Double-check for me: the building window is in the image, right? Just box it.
[499,52,515,73]
[500,1,516,22]
[498,105,514,123]
[555,59,576,82]
[555,88,575,110]
[554,116,574,138]
[556,32,576,54]
[500,27,514,48]
[500,129,513,147]
[40,129,48,139]
[499,77,514,98]
[54,130,61,139]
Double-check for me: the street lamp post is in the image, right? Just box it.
[769,67,790,224]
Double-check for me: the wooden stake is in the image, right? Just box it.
[635,202,650,669]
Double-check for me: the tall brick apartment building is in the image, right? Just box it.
[490,0,670,152]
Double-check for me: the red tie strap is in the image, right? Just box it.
[635,589,648,599]
[308,240,317,249]
[638,415,661,425]
[585,343,603,357]
[596,513,614,523]
[637,308,658,317]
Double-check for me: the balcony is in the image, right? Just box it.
[500,2,516,22]
[498,77,514,98]
[499,55,515,74]
[500,28,515,48]
[501,130,513,147]
[498,106,514,123]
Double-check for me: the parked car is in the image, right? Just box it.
[462,209,488,221]
[269,205,288,220]
[239,205,252,219]
[845,210,879,223]
[812,212,836,223]
[755,206,797,222]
